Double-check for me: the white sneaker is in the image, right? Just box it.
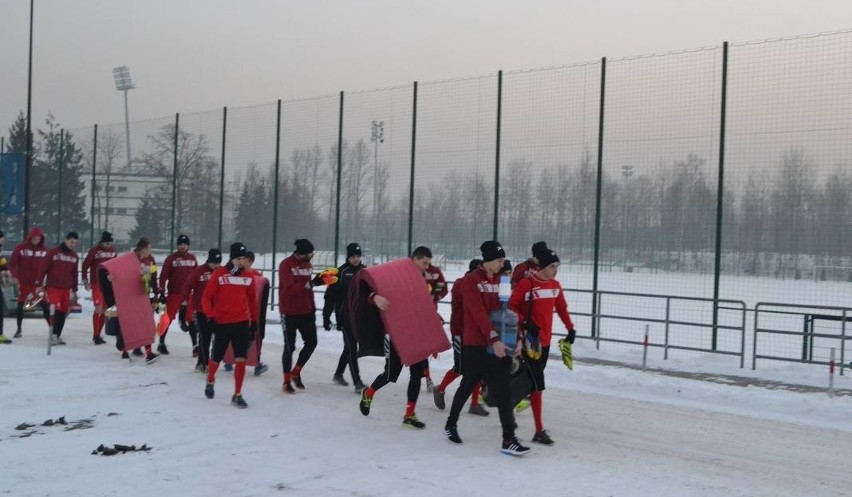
[425,378,435,393]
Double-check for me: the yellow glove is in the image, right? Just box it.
[557,338,574,370]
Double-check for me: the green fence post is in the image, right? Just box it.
[493,70,503,240]
[218,106,227,249]
[271,99,282,310]
[407,82,418,256]
[90,124,97,246]
[712,41,729,351]
[592,57,607,339]
[333,91,344,265]
[170,113,179,250]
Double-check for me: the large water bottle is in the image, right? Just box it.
[498,274,511,303]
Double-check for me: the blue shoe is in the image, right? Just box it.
[224,363,233,372]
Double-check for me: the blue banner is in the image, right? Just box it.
[0,153,25,215]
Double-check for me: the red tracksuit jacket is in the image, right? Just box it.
[423,264,448,307]
[159,250,198,295]
[182,264,215,312]
[509,275,574,348]
[81,244,116,287]
[459,267,502,347]
[278,254,314,315]
[511,258,539,288]
[202,266,259,325]
[38,244,79,291]
[8,227,48,287]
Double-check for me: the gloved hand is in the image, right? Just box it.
[558,338,574,370]
[311,268,339,287]
[178,303,190,332]
[323,317,332,331]
[524,335,542,360]
[158,292,167,305]
[248,322,258,341]
[567,329,576,344]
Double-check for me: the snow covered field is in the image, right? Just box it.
[2,295,851,497]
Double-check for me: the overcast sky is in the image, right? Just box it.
[0,0,850,132]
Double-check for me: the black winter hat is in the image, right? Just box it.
[206,248,222,264]
[346,243,362,258]
[229,242,247,261]
[479,241,506,262]
[100,231,113,243]
[66,231,79,240]
[177,234,191,246]
[468,258,482,273]
[537,249,560,268]
[294,238,314,255]
[531,241,548,258]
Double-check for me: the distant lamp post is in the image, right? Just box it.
[112,66,135,170]
[621,165,634,270]
[370,120,384,265]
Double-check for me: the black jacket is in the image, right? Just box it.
[322,262,364,331]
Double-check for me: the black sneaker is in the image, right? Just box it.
[13,330,22,338]
[205,382,215,399]
[468,404,490,416]
[121,351,130,359]
[93,336,106,345]
[402,414,425,429]
[157,343,170,355]
[501,437,531,456]
[231,393,248,409]
[145,353,160,365]
[282,382,295,394]
[445,425,462,444]
[532,430,554,446]
[332,374,349,386]
[433,388,446,410]
[192,346,199,358]
[359,389,372,416]
[131,348,144,357]
[293,375,305,389]
[253,363,268,376]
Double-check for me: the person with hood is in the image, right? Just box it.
[37,232,80,345]
[182,248,222,373]
[509,249,576,446]
[432,258,490,416]
[0,231,10,343]
[202,242,259,409]
[322,242,366,392]
[8,226,50,337]
[157,234,198,355]
[443,241,531,456]
[279,238,330,394]
[511,241,548,288]
[81,231,117,344]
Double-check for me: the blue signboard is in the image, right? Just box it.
[0,153,25,215]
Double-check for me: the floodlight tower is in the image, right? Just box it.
[112,66,135,170]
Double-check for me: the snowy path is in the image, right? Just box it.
[1,316,850,497]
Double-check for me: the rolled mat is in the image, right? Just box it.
[350,259,449,366]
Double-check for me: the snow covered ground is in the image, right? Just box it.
[2,299,851,497]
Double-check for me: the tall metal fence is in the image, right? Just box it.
[2,30,851,316]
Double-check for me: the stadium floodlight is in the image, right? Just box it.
[112,66,135,170]
[370,120,385,265]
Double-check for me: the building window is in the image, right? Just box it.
[118,186,128,193]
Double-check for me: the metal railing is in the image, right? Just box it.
[753,302,850,375]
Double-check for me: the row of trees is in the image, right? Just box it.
[4,114,850,280]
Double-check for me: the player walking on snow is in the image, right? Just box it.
[181,248,222,373]
[81,231,116,344]
[37,232,80,345]
[202,242,259,409]
[509,249,576,446]
[444,241,530,456]
[158,234,198,355]
[322,242,366,391]
[8,226,50,336]
[357,246,436,429]
[279,238,333,393]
